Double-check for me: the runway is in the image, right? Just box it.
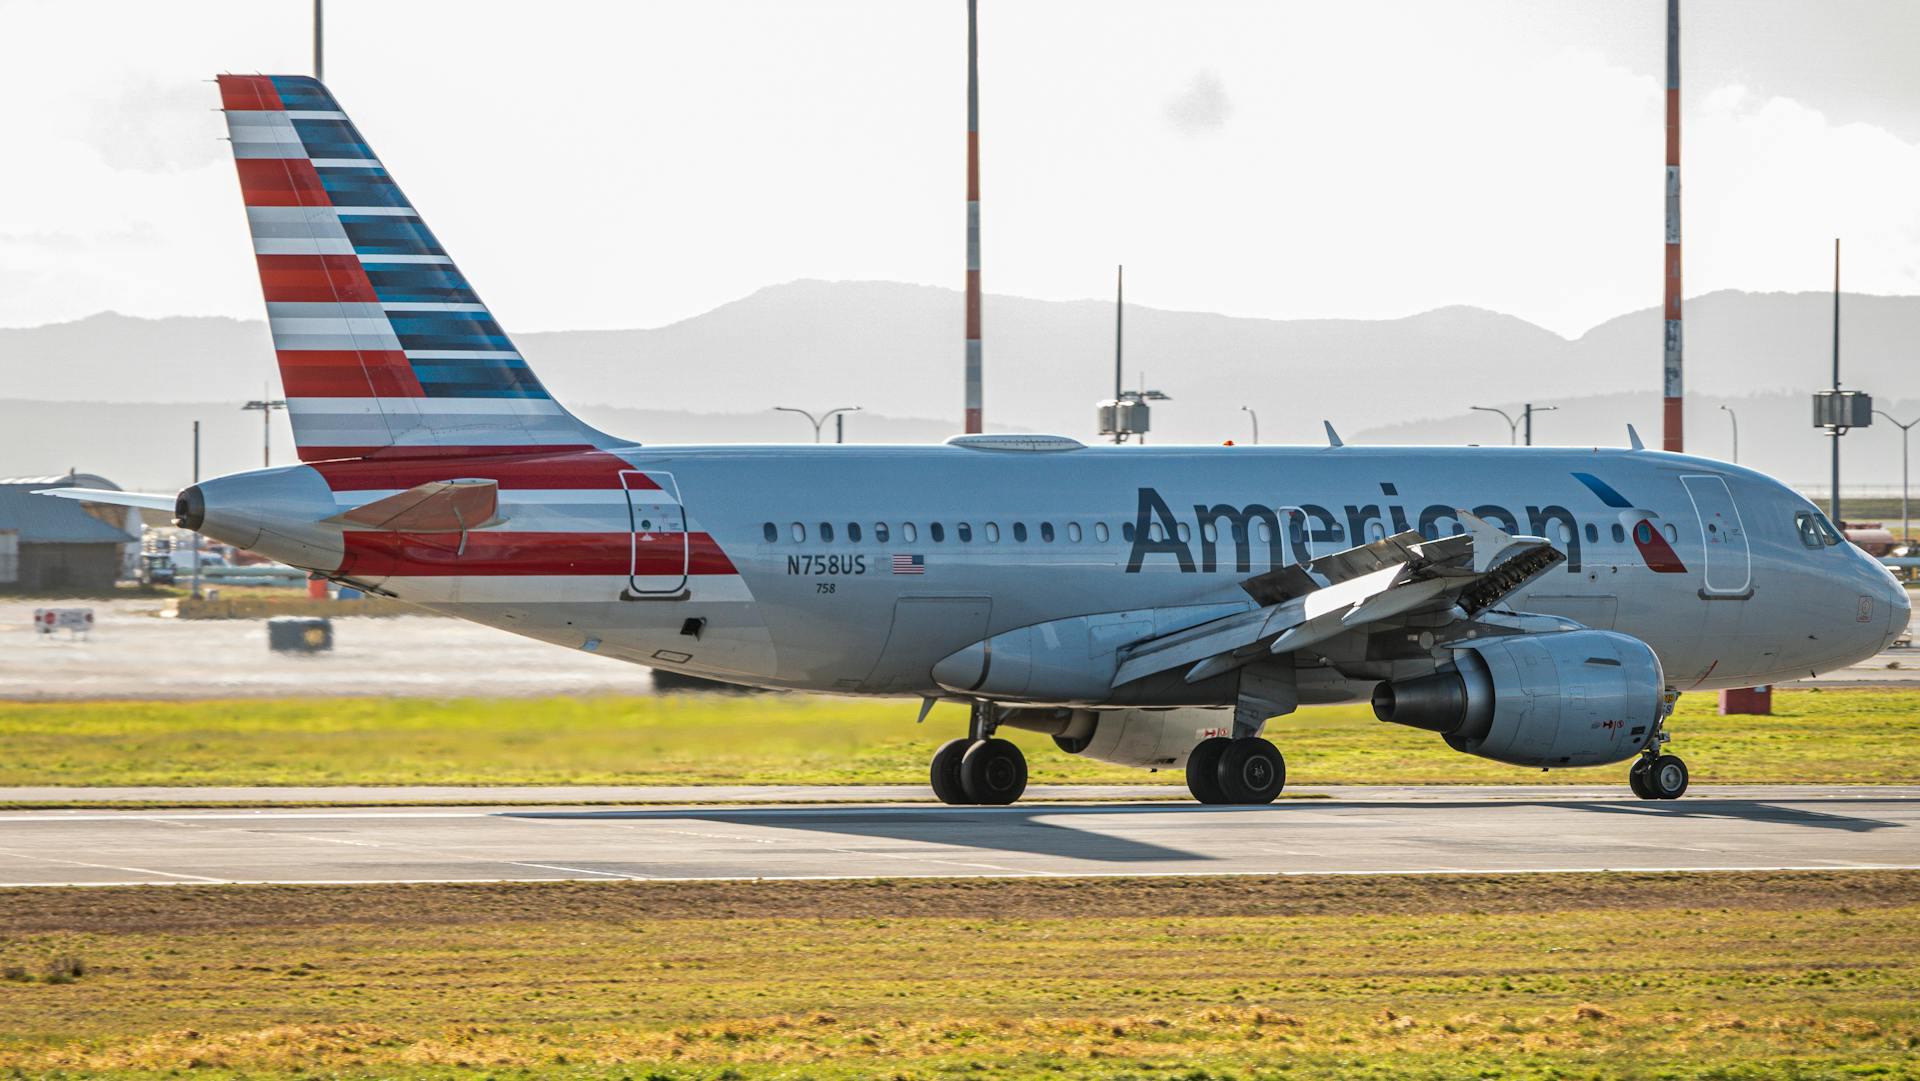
[0,786,1914,886]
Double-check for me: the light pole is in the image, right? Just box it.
[1240,406,1259,445]
[1719,404,1739,463]
[774,405,861,444]
[241,395,288,467]
[1472,403,1555,445]
[1874,409,1917,547]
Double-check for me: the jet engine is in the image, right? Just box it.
[1370,630,1665,768]
[1000,707,1229,770]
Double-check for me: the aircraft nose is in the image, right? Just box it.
[1885,575,1912,652]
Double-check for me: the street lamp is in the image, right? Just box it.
[241,395,288,467]
[774,405,861,444]
[1469,403,1556,446]
[1874,409,1918,547]
[1719,404,1739,463]
[1240,406,1259,445]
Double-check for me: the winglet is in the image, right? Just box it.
[1626,424,1645,451]
[1323,421,1344,448]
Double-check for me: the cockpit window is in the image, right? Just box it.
[1796,510,1843,549]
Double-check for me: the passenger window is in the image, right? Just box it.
[791,522,806,542]
[1662,523,1679,543]
[984,522,1000,543]
[1122,523,1135,542]
[875,522,890,543]
[1611,523,1626,543]
[819,522,834,542]
[1038,522,1052,542]
[762,522,777,543]
[1064,522,1079,543]
[1256,521,1272,543]
[1177,522,1192,543]
[847,522,862,543]
[1094,522,1109,543]
[957,523,973,543]
[1584,523,1598,543]
[1014,522,1028,542]
[930,523,945,543]
[903,522,918,543]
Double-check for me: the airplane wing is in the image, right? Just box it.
[1110,510,1564,688]
[325,479,504,533]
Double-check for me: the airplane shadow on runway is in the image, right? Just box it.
[1519,798,1905,833]
[499,804,1220,865]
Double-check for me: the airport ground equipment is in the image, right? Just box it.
[268,615,333,653]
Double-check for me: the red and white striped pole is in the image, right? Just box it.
[1662,0,1684,452]
[963,0,983,433]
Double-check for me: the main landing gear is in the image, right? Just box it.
[1186,736,1287,805]
[930,704,1028,805]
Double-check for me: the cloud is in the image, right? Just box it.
[1165,71,1232,135]
[86,78,227,173]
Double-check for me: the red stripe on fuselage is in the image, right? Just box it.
[218,75,284,111]
[343,531,734,577]
[311,449,656,491]
[1632,518,1688,573]
[235,158,330,207]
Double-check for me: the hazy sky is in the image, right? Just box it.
[1,0,1916,337]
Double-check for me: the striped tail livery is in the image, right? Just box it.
[218,74,614,462]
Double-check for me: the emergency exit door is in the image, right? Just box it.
[1681,475,1751,597]
[622,470,689,598]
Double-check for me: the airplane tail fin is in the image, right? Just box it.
[218,75,615,463]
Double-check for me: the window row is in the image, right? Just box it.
[764,520,1134,545]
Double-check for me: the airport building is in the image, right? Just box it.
[0,473,143,590]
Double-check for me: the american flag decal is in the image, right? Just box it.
[891,554,925,575]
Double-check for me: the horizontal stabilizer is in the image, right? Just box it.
[326,478,502,532]
[33,487,177,512]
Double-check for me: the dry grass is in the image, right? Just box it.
[0,871,1915,1079]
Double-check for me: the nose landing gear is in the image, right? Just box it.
[1628,693,1688,799]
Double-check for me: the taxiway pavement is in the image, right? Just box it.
[0,786,1913,886]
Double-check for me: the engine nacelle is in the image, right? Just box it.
[1370,629,1664,768]
[1002,707,1230,770]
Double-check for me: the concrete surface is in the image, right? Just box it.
[1,783,1914,805]
[0,787,1913,886]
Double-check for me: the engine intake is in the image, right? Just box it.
[1372,629,1664,768]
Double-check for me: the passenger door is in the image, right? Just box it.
[1681,475,1751,598]
[622,470,689,598]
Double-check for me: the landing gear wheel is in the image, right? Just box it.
[1628,756,1655,800]
[1215,737,1286,804]
[1185,737,1232,804]
[1646,754,1689,800]
[959,737,1027,805]
[930,738,972,805]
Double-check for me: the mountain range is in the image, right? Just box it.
[2,282,1916,492]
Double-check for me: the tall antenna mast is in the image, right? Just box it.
[963,0,983,433]
[1662,0,1684,451]
[313,0,324,82]
[1114,265,1124,401]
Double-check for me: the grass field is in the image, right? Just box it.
[0,871,1914,1080]
[0,687,1916,788]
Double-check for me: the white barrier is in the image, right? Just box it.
[34,607,93,638]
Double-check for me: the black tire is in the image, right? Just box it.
[1628,756,1655,800]
[959,737,1027,805]
[1647,754,1689,800]
[930,738,973,805]
[1185,737,1232,804]
[1215,737,1286,804]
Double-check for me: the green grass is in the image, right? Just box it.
[0,872,1915,1080]
[0,687,1916,787]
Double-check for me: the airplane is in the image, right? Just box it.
[42,76,1909,807]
